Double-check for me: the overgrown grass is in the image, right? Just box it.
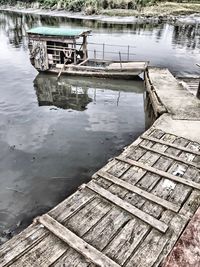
[0,0,200,16]
[101,2,200,16]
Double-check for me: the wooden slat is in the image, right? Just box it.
[97,170,180,212]
[139,144,200,169]
[116,156,200,191]
[38,214,120,267]
[141,135,200,156]
[0,225,49,267]
[86,181,168,233]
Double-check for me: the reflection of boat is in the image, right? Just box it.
[27,27,148,79]
[33,73,145,110]
[33,74,92,111]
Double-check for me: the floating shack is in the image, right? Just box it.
[27,27,148,79]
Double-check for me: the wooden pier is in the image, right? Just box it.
[0,68,200,267]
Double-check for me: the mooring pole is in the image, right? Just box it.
[197,81,200,99]
[94,49,96,60]
[119,52,122,70]
[197,63,200,99]
[127,45,130,61]
[103,43,105,60]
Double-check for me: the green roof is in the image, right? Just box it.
[27,27,91,37]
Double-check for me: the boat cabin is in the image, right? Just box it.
[27,27,91,71]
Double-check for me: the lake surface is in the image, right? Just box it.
[0,10,200,244]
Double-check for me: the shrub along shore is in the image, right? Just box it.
[0,0,200,17]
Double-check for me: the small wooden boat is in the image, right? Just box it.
[27,27,148,79]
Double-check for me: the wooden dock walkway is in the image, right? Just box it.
[0,68,200,267]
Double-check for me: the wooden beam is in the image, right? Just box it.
[116,156,200,191]
[38,214,120,267]
[141,135,200,156]
[139,144,200,169]
[96,170,180,212]
[144,71,167,116]
[86,182,168,233]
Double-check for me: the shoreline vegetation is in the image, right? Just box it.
[0,1,200,18]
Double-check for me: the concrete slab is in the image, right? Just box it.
[148,68,200,120]
[154,114,200,144]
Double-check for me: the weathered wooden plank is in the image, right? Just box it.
[154,195,200,267]
[65,197,111,237]
[139,144,200,168]
[38,214,120,267]
[9,234,67,267]
[117,156,200,190]
[97,170,180,212]
[141,135,200,156]
[103,218,149,265]
[103,128,154,173]
[119,136,187,219]
[139,137,196,220]
[108,148,195,266]
[83,207,131,252]
[125,211,188,267]
[0,189,96,267]
[86,181,168,233]
[52,247,89,267]
[179,190,200,219]
[123,135,198,266]
[126,133,177,193]
[102,129,164,184]
[0,224,48,267]
[49,188,95,222]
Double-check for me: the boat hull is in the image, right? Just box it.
[39,69,145,79]
[35,60,149,79]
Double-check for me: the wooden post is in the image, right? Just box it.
[196,63,200,99]
[94,49,96,60]
[119,52,122,70]
[197,80,200,99]
[83,35,88,60]
[74,41,77,64]
[103,43,105,61]
[127,45,130,61]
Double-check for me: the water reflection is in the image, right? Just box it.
[172,23,200,50]
[34,74,144,110]
[1,10,200,53]
[34,74,92,111]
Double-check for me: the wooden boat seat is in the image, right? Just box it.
[106,62,148,71]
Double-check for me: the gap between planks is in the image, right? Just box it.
[86,181,168,233]
[96,170,180,212]
[38,214,120,267]
[141,135,200,156]
[116,156,200,191]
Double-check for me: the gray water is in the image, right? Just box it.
[0,10,200,244]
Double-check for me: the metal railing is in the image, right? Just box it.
[87,42,136,61]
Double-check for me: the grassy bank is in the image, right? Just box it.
[0,0,200,16]
[101,2,200,17]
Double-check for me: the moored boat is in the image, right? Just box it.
[27,27,148,79]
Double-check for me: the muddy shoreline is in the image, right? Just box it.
[1,5,200,25]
